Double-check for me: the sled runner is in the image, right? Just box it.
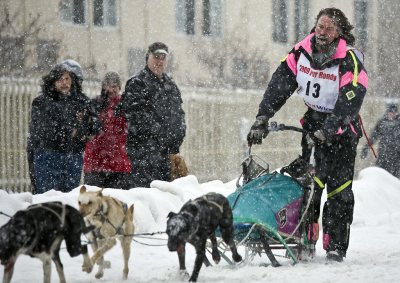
[212,122,316,267]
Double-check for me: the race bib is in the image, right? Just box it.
[296,54,340,113]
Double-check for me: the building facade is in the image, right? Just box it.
[1,0,391,97]
[2,0,399,191]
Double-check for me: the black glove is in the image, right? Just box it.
[361,145,369,159]
[247,116,269,146]
[280,156,309,178]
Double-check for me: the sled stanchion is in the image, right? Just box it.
[232,217,299,266]
[259,231,281,267]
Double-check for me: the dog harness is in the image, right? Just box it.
[183,194,225,240]
[201,195,224,214]
[22,202,67,254]
[92,201,129,239]
[28,202,66,227]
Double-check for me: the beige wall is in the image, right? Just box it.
[1,0,393,192]
[2,0,379,89]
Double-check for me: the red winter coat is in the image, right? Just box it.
[84,95,131,173]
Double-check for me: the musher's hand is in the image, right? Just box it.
[247,116,269,146]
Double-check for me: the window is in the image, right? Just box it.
[354,0,368,51]
[294,0,309,42]
[176,0,195,35]
[252,59,270,88]
[94,0,117,27]
[231,57,270,89]
[127,48,146,76]
[202,0,222,37]
[59,0,87,25]
[37,40,59,71]
[231,57,249,88]
[272,0,288,43]
[0,36,24,74]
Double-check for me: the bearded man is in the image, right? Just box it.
[247,8,368,262]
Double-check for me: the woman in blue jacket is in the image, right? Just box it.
[29,63,100,193]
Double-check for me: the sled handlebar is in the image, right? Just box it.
[248,121,305,154]
[267,121,305,133]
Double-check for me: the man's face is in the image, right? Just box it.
[147,52,167,77]
[315,15,339,50]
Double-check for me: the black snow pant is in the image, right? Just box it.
[301,132,358,256]
[126,144,171,188]
[27,148,38,194]
[300,109,360,256]
[84,172,131,190]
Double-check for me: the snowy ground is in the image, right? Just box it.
[1,166,400,283]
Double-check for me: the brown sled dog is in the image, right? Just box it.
[170,154,189,180]
[78,186,134,280]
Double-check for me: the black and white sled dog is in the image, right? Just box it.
[166,192,242,282]
[0,202,93,283]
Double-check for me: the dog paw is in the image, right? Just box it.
[179,269,189,279]
[95,271,104,279]
[212,251,221,264]
[82,264,93,273]
[233,253,243,263]
[103,260,111,269]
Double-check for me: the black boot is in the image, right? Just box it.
[326,250,344,262]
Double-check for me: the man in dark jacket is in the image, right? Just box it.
[361,103,400,178]
[116,42,186,188]
[247,8,368,262]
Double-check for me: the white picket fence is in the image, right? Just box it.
[0,77,383,192]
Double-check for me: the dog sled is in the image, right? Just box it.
[212,122,316,267]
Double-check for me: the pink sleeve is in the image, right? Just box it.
[286,53,297,75]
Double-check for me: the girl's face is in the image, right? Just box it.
[55,72,72,94]
[105,83,120,98]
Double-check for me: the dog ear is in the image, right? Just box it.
[167,212,177,219]
[97,189,103,197]
[80,185,87,193]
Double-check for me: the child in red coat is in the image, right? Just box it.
[84,72,132,189]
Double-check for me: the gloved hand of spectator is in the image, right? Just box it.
[361,145,369,159]
[247,116,269,146]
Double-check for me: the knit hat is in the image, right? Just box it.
[62,59,83,80]
[102,71,121,89]
[48,63,71,81]
[386,103,398,113]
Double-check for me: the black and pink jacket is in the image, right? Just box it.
[257,33,368,140]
